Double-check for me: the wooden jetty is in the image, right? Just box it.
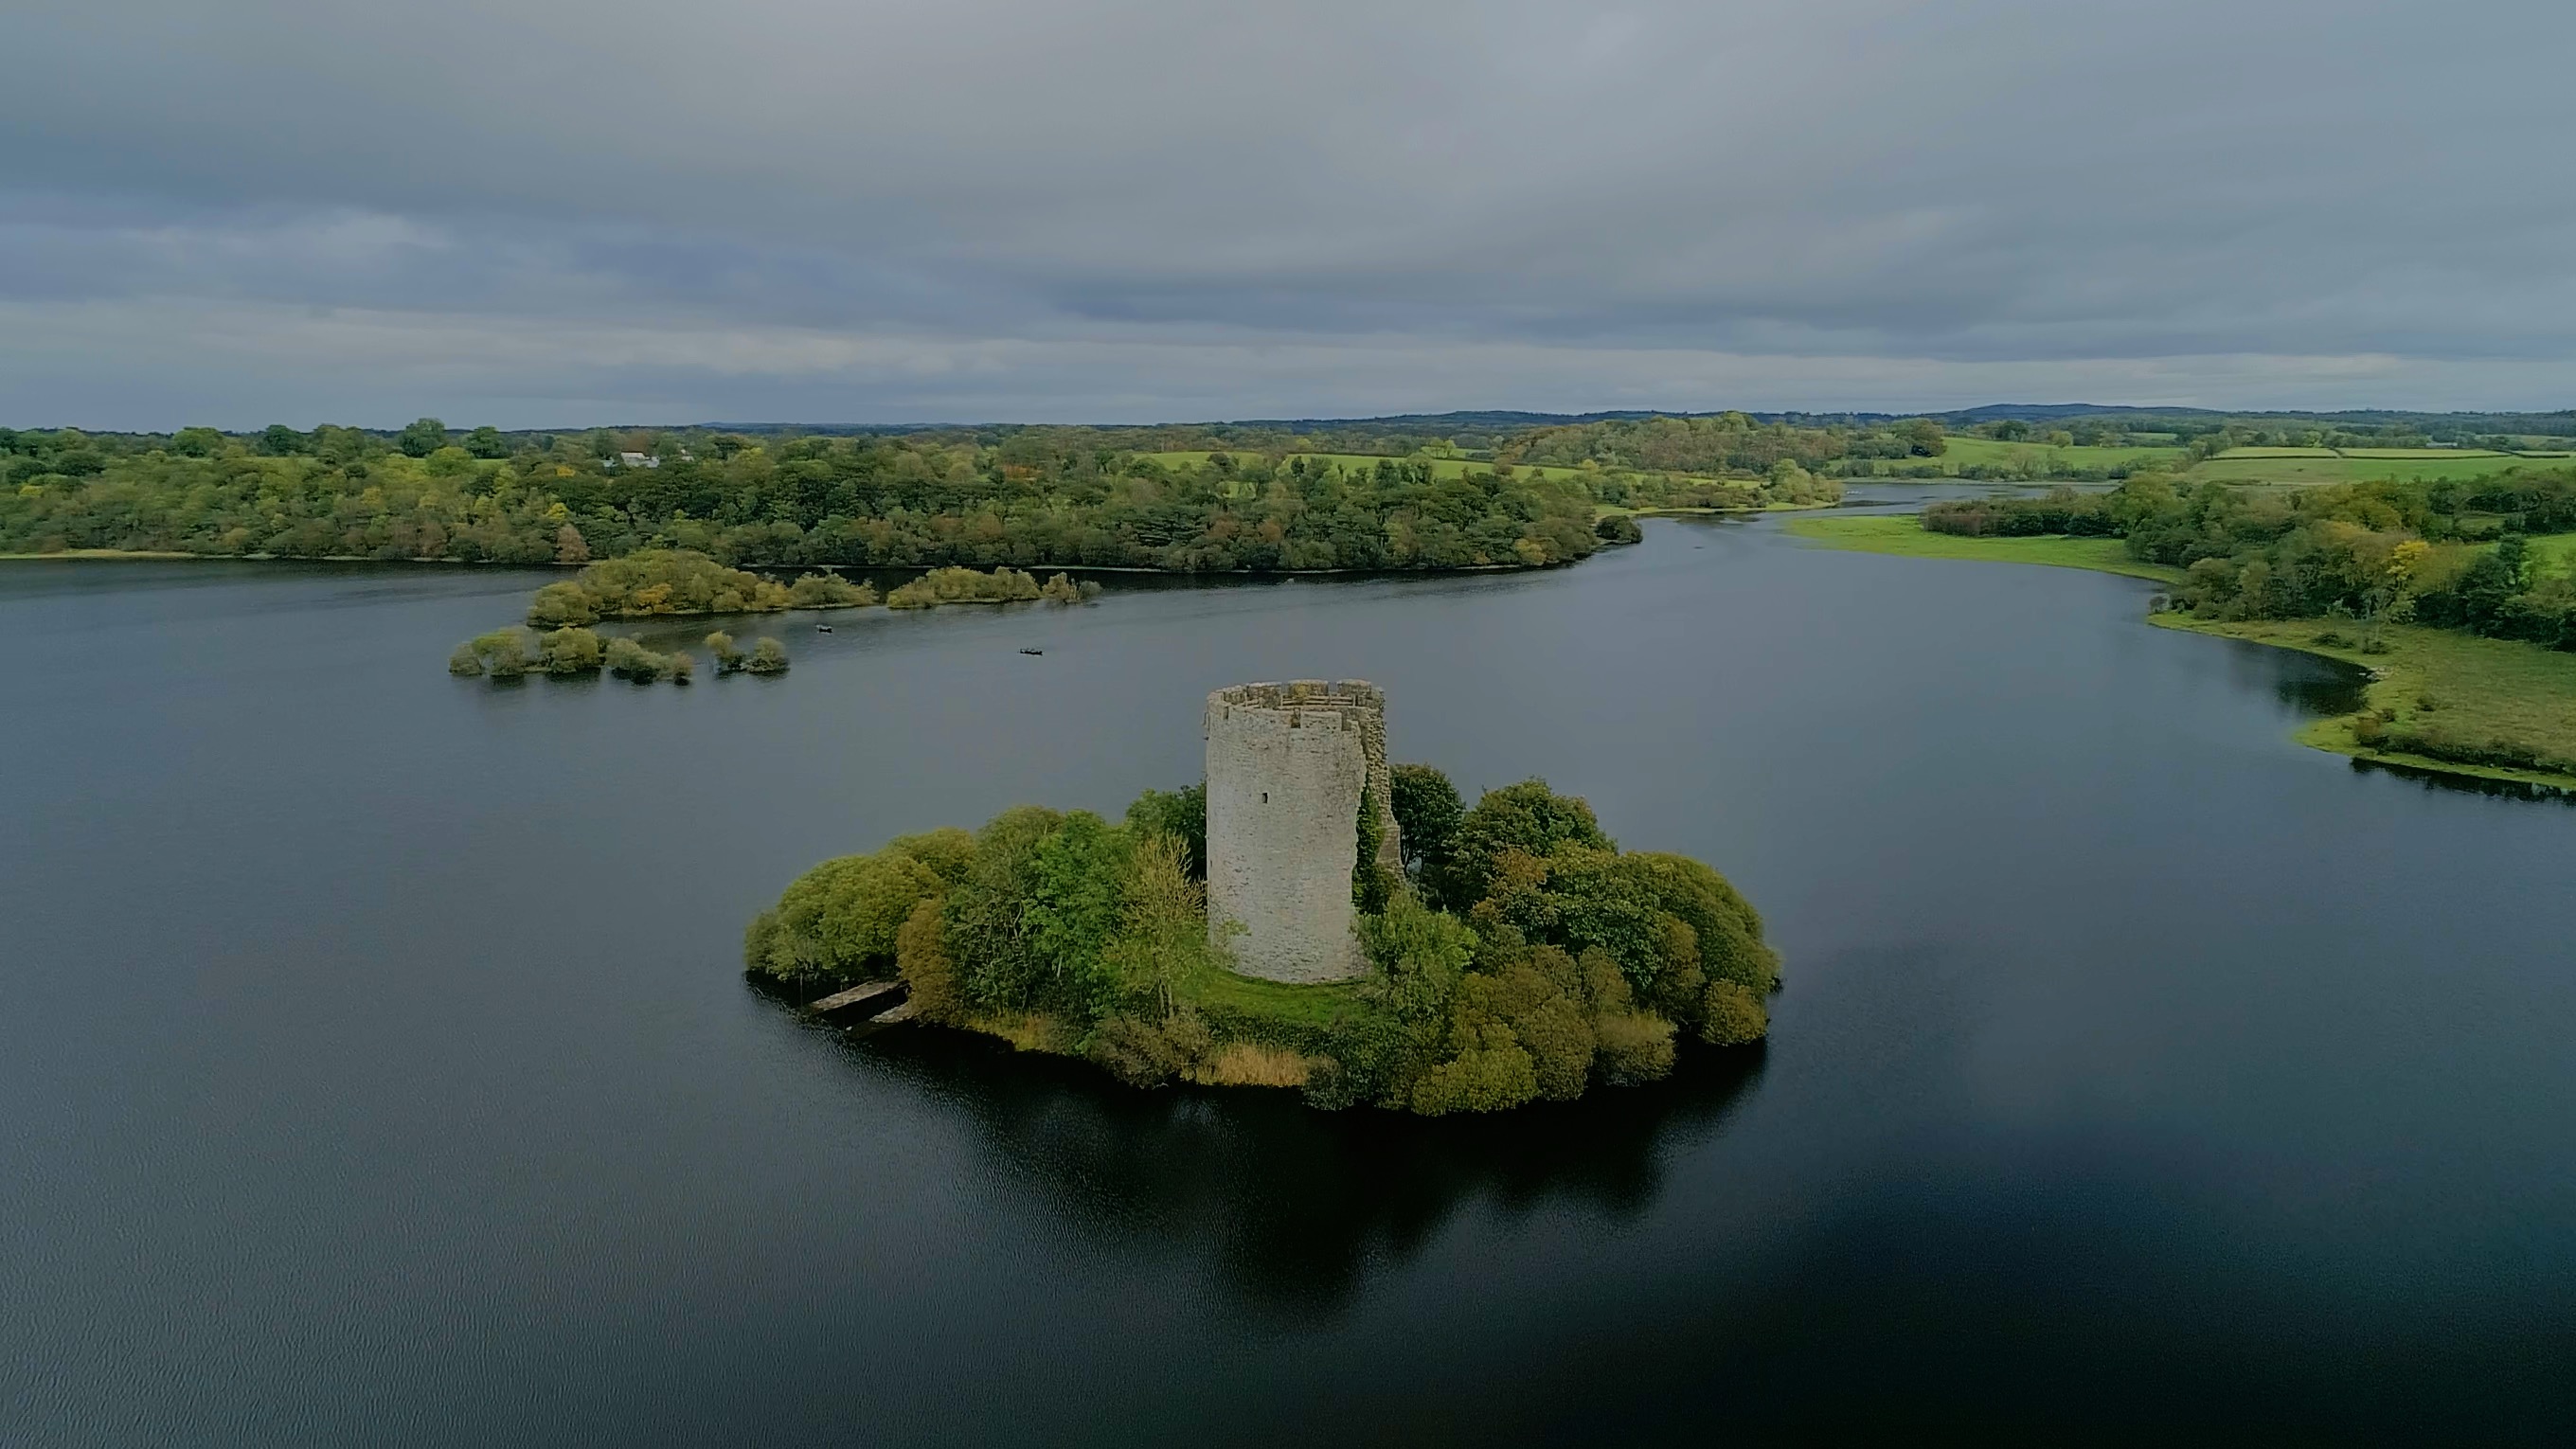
[807,979,906,1020]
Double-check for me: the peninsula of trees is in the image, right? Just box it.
[1801,467,2576,787]
[745,772,1779,1114]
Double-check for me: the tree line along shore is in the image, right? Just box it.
[746,771,1779,1115]
[1790,465,2576,792]
[10,405,2576,576]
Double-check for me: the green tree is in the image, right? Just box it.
[468,629,533,678]
[1439,778,1613,906]
[395,417,449,457]
[1480,959,1594,1100]
[1352,785,1395,914]
[788,572,873,606]
[895,898,959,1021]
[1592,1009,1677,1083]
[748,848,946,982]
[1389,762,1463,886]
[605,635,671,681]
[745,637,790,673]
[705,631,745,672]
[943,806,1067,1011]
[1101,833,1217,1018]
[537,627,603,674]
[528,581,599,628]
[887,827,977,885]
[1410,983,1539,1115]
[1021,813,1136,1020]
[1700,979,1769,1046]
[1123,783,1207,879]
[464,425,509,459]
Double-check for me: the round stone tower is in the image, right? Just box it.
[1204,681,1404,983]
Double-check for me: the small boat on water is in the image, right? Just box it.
[1019,647,1044,655]
[816,623,833,633]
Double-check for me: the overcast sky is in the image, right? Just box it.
[8,0,2575,428]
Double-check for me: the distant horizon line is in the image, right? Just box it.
[25,402,2576,436]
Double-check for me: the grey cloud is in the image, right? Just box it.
[5,0,2574,424]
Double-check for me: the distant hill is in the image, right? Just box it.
[696,403,2570,436]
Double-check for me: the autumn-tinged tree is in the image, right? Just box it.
[1102,833,1216,1019]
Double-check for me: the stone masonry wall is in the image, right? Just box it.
[1204,681,1402,983]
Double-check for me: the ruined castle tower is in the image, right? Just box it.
[1204,681,1404,983]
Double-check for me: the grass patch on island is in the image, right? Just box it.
[1184,967,1364,1029]
[1785,513,2185,582]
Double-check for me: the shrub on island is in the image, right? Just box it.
[527,547,874,627]
[743,637,790,673]
[1040,571,1102,604]
[886,565,1044,609]
[446,625,707,684]
[453,630,533,678]
[538,627,603,675]
[744,771,1777,1115]
[605,635,692,682]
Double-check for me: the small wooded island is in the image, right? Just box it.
[745,681,1779,1114]
[446,547,1100,685]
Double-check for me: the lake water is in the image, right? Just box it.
[6,515,2572,1443]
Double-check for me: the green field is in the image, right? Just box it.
[2523,532,2576,578]
[1933,436,2189,472]
[1784,514,2184,582]
[2191,448,2572,486]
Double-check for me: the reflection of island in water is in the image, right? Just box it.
[842,1022,1765,1315]
[2349,756,2576,803]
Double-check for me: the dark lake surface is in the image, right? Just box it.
[6,515,2573,1444]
